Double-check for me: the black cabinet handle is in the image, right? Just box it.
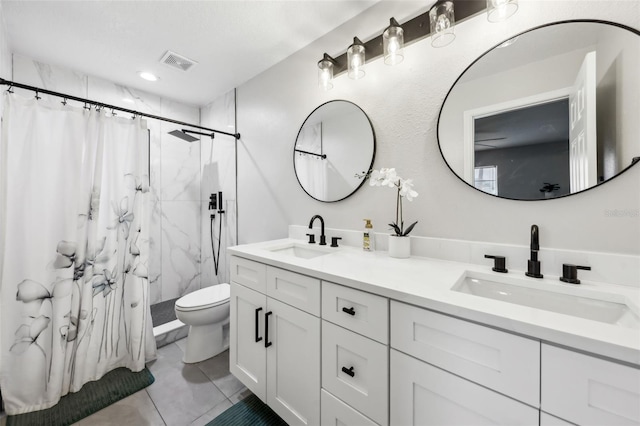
[255,307,263,342]
[342,306,356,316]
[341,366,355,377]
[265,311,273,348]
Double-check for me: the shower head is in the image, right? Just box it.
[168,129,200,143]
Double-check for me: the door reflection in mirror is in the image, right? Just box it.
[438,21,639,200]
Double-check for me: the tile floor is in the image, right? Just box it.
[74,338,252,425]
[0,338,251,426]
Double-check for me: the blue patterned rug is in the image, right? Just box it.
[6,367,155,426]
[206,394,288,426]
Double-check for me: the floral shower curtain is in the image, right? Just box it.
[0,93,156,415]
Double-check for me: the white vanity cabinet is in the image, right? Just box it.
[541,343,640,426]
[230,256,321,426]
[320,281,389,426]
[390,300,540,426]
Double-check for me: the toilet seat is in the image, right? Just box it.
[175,283,230,312]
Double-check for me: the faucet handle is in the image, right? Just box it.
[484,254,508,273]
[560,264,591,284]
[306,233,316,244]
[331,237,342,248]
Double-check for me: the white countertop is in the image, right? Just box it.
[229,238,640,366]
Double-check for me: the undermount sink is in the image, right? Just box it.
[267,242,334,259]
[452,272,640,329]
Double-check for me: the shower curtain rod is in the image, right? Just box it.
[0,78,241,140]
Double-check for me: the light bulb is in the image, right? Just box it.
[487,0,518,22]
[429,1,456,48]
[383,18,404,65]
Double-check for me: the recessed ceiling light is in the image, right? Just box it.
[138,71,159,82]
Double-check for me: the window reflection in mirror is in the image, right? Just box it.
[438,21,639,200]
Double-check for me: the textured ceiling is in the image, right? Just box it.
[2,0,381,106]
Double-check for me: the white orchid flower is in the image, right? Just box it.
[399,179,418,201]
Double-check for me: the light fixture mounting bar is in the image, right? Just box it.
[330,0,485,77]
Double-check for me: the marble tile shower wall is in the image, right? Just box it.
[9,54,217,305]
[200,90,237,287]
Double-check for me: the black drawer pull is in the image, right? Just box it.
[265,311,273,348]
[255,307,263,342]
[342,306,356,316]
[341,366,355,377]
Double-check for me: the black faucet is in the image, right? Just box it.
[309,215,326,245]
[525,224,543,278]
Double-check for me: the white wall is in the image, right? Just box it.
[237,0,640,255]
[0,2,10,79]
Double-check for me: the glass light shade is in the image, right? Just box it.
[487,0,519,22]
[429,1,456,48]
[383,18,404,65]
[317,57,334,91]
[347,37,365,80]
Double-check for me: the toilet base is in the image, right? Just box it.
[182,321,229,364]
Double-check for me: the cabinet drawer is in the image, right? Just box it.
[391,300,539,407]
[391,349,539,426]
[231,256,267,293]
[321,389,378,426]
[541,344,640,426]
[267,266,320,316]
[322,321,388,426]
[322,281,388,343]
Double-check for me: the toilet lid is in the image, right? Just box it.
[175,283,230,310]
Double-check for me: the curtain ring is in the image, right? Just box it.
[6,84,13,93]
[111,108,117,116]
[61,98,68,106]
[83,102,90,110]
[35,90,41,100]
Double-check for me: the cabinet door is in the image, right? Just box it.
[390,349,539,426]
[266,297,320,426]
[541,344,640,426]
[230,283,267,401]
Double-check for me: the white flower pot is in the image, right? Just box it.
[388,235,410,259]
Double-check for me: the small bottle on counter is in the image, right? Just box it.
[363,219,375,251]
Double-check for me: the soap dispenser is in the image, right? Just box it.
[363,219,375,251]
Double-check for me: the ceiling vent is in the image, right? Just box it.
[160,51,198,72]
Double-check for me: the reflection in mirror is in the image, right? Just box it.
[294,100,375,202]
[438,21,639,200]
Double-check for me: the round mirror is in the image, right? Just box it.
[438,20,639,200]
[294,100,375,202]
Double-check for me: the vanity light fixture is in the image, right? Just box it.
[315,1,487,89]
[347,37,366,80]
[383,18,404,65]
[318,53,337,91]
[487,0,519,23]
[429,0,456,48]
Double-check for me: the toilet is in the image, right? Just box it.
[174,283,230,363]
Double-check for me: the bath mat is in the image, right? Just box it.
[6,367,155,426]
[206,394,288,426]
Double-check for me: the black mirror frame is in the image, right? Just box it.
[436,19,640,201]
[293,99,376,203]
